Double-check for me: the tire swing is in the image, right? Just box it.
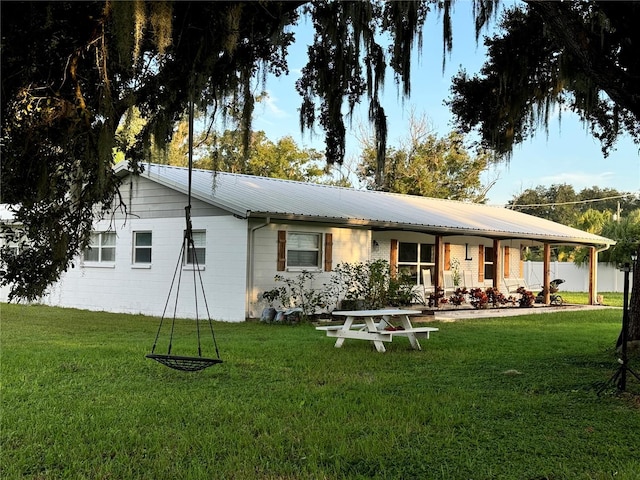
[146,98,222,372]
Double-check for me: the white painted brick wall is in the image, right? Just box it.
[41,215,248,321]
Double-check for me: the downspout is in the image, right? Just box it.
[246,217,271,319]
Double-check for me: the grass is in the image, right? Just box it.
[561,291,623,307]
[1,303,639,480]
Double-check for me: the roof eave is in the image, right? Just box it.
[248,211,615,247]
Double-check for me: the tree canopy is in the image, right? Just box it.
[357,114,493,202]
[2,0,450,300]
[508,184,640,265]
[508,184,639,226]
[448,1,640,157]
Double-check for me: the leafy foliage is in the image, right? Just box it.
[2,1,448,300]
[516,287,536,308]
[330,260,420,310]
[260,260,420,319]
[508,184,638,225]
[357,115,494,201]
[448,2,640,158]
[468,287,511,309]
[507,183,639,265]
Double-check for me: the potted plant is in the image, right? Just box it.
[468,288,488,309]
[449,287,468,307]
[260,287,284,322]
[516,286,535,308]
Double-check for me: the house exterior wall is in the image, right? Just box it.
[370,233,524,292]
[115,175,224,219]
[39,177,249,322]
[247,222,371,317]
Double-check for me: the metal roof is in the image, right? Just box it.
[114,162,615,247]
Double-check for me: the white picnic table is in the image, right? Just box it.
[316,309,438,353]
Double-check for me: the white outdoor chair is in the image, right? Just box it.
[513,277,540,292]
[504,277,521,294]
[443,270,456,295]
[422,269,434,303]
[462,270,478,289]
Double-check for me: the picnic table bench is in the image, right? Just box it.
[316,309,438,353]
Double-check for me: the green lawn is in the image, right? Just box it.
[561,291,624,307]
[1,303,639,479]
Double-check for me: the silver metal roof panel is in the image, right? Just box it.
[114,162,614,247]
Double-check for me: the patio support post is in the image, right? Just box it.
[543,243,551,305]
[434,235,443,293]
[493,239,501,290]
[589,246,597,305]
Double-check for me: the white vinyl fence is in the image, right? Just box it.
[523,262,633,293]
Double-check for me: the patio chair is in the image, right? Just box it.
[443,270,456,295]
[422,269,434,303]
[504,277,521,294]
[513,277,540,292]
[462,270,480,289]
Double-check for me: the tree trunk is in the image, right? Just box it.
[628,244,640,342]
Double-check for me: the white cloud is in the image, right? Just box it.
[259,91,289,119]
[539,171,615,188]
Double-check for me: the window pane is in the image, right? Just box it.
[398,243,418,262]
[399,265,417,284]
[485,247,494,262]
[135,248,152,263]
[135,232,152,247]
[192,231,206,247]
[288,250,319,267]
[102,247,116,262]
[102,232,116,246]
[84,247,99,262]
[289,233,319,249]
[484,264,494,280]
[186,247,206,265]
[420,244,434,263]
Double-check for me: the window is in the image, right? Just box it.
[287,232,321,268]
[133,232,152,264]
[184,230,206,266]
[83,232,116,263]
[484,246,494,281]
[398,242,434,285]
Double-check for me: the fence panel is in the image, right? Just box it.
[523,261,632,293]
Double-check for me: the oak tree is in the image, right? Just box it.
[2,1,444,300]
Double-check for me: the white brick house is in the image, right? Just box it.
[5,163,615,321]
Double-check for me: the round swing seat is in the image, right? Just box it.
[146,353,222,372]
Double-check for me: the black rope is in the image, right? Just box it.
[192,234,221,359]
[149,240,187,354]
[146,94,222,371]
[168,242,185,356]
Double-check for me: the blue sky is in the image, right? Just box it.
[252,2,639,206]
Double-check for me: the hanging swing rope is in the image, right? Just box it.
[146,96,222,372]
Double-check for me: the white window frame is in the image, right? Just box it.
[286,232,322,271]
[83,231,116,267]
[183,230,206,270]
[132,231,152,268]
[398,242,435,287]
